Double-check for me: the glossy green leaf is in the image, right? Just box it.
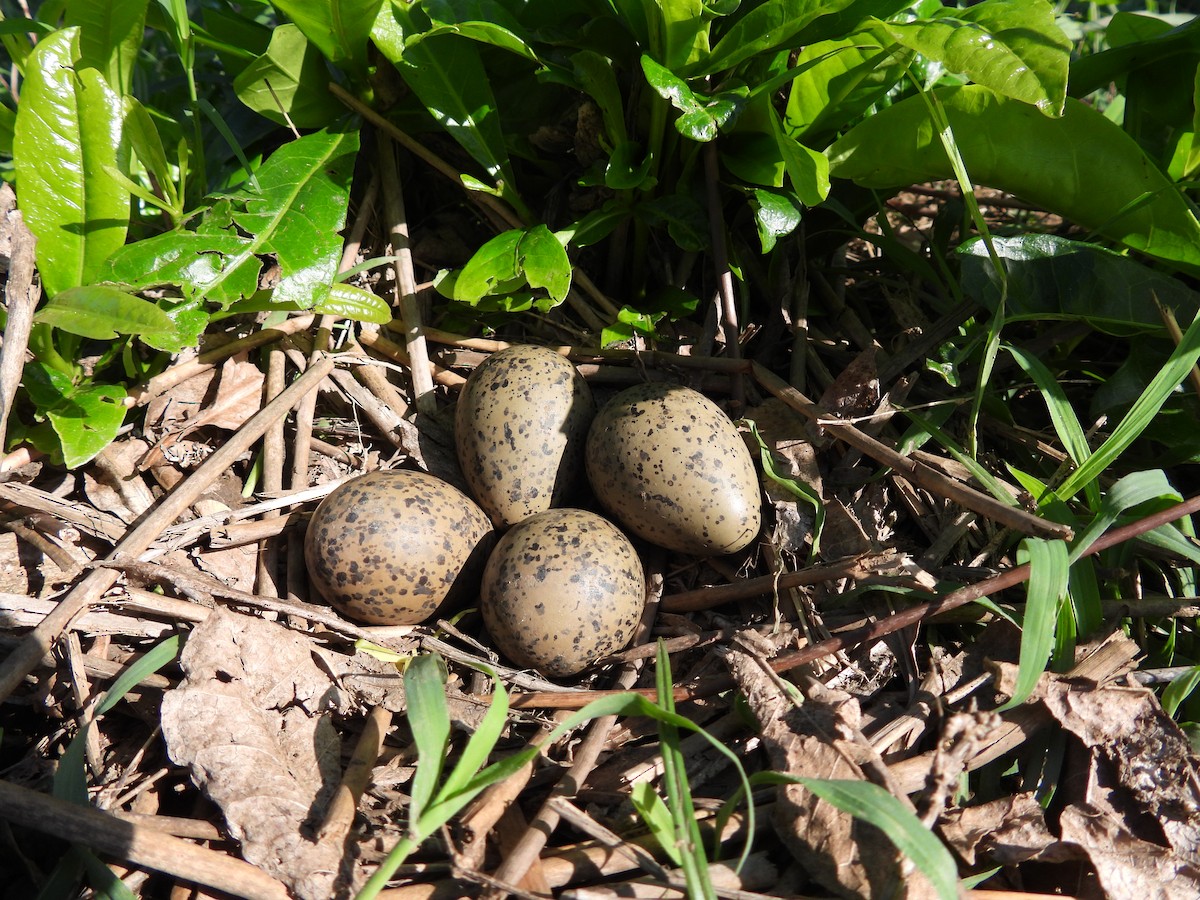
[784,31,913,142]
[829,85,1200,274]
[106,128,359,308]
[747,188,803,253]
[374,22,517,202]
[769,105,830,207]
[696,0,856,76]
[641,56,744,142]
[67,0,148,94]
[139,297,210,354]
[233,24,345,128]
[317,283,392,324]
[879,0,1070,115]
[1000,538,1068,711]
[24,363,128,468]
[799,779,959,900]
[1070,13,1200,98]
[13,28,130,297]
[271,0,382,76]
[453,225,571,305]
[572,50,629,145]
[34,285,175,339]
[959,235,1200,336]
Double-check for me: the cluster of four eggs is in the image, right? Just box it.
[305,346,762,677]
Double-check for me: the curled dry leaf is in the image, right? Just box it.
[724,643,935,899]
[160,609,357,899]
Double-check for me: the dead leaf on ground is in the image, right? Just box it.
[160,609,357,899]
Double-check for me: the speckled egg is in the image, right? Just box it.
[481,509,645,677]
[586,382,761,556]
[455,345,595,528]
[304,470,494,625]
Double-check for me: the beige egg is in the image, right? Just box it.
[455,345,595,528]
[304,470,494,625]
[586,382,761,555]
[481,509,645,677]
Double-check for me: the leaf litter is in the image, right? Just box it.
[4,206,1200,900]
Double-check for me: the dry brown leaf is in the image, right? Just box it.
[1040,678,1200,863]
[724,644,934,899]
[939,792,1051,867]
[161,609,356,899]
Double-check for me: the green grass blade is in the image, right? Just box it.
[799,778,959,900]
[1000,538,1069,711]
[439,665,508,797]
[1163,665,1200,717]
[1058,306,1200,500]
[1069,470,1181,563]
[630,782,683,866]
[746,420,824,558]
[403,654,450,823]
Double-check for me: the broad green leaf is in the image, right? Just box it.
[696,0,857,76]
[517,226,572,303]
[271,0,382,77]
[24,363,128,468]
[35,285,175,339]
[747,188,803,253]
[799,779,959,900]
[959,235,1200,336]
[1057,307,1200,500]
[641,56,744,142]
[879,0,1070,115]
[784,31,913,143]
[1069,13,1200,99]
[421,20,539,61]
[404,654,451,823]
[769,105,830,207]
[373,10,518,203]
[572,50,629,145]
[233,24,345,128]
[630,783,682,865]
[106,129,359,309]
[829,85,1200,274]
[67,0,148,95]
[139,297,210,354]
[1001,538,1069,711]
[317,283,392,323]
[13,28,130,297]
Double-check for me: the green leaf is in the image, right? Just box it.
[696,0,857,76]
[317,283,392,324]
[106,128,359,309]
[1069,13,1200,99]
[233,24,345,128]
[403,654,451,824]
[454,226,571,305]
[630,783,682,866]
[1000,538,1069,711]
[517,225,572,303]
[879,0,1070,115]
[34,285,175,339]
[746,420,824,556]
[1057,306,1200,501]
[271,0,382,77]
[571,50,629,145]
[959,235,1200,336]
[140,297,210,354]
[67,0,148,95]
[1164,665,1200,717]
[13,28,130,297]
[122,97,180,217]
[829,85,1200,274]
[439,666,508,798]
[373,13,518,204]
[769,104,830,207]
[784,31,913,143]
[799,779,959,900]
[641,56,743,142]
[1069,471,1181,564]
[747,188,803,253]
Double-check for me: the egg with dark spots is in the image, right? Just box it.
[305,470,494,625]
[586,382,762,556]
[481,509,645,677]
[456,345,595,528]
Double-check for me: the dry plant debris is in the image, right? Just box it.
[2,199,1200,900]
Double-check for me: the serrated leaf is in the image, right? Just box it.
[34,285,174,339]
[234,24,345,128]
[13,28,130,297]
[829,85,1200,274]
[318,283,392,323]
[879,0,1070,115]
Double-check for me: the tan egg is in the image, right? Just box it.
[586,382,761,555]
[304,470,494,625]
[455,345,595,528]
[481,509,645,677]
